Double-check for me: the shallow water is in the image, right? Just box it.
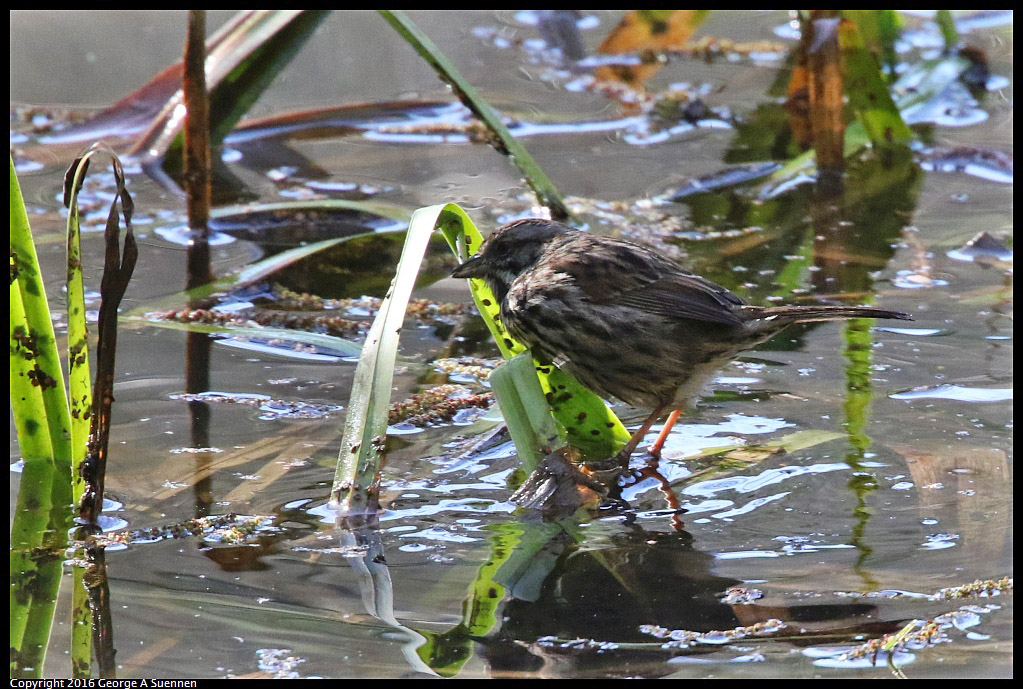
[10,10,1013,679]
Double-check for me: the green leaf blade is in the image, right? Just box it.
[331,205,447,515]
[10,155,75,678]
[64,156,95,503]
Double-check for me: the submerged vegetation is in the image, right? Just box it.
[10,10,1013,679]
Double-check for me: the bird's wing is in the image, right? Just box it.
[561,238,747,327]
[614,276,746,327]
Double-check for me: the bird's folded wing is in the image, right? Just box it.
[566,250,746,327]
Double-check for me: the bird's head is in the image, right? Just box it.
[451,219,572,301]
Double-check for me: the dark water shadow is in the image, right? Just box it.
[481,521,881,677]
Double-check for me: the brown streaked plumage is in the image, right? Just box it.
[452,219,911,467]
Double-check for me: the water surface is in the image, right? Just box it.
[10,10,1012,679]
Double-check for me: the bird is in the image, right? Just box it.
[451,219,911,469]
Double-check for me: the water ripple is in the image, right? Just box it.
[890,385,1012,402]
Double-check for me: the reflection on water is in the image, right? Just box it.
[9,9,1012,680]
[890,384,1013,402]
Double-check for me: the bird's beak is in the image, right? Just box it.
[451,254,485,279]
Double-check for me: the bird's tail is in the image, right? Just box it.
[745,304,912,328]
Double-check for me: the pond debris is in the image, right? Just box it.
[149,293,473,340]
[561,194,770,258]
[372,119,495,144]
[263,284,448,310]
[388,384,493,428]
[720,586,764,605]
[64,145,138,527]
[170,390,343,420]
[150,306,370,338]
[819,601,1005,674]
[892,224,950,289]
[281,30,770,147]
[527,617,791,657]
[10,104,94,135]
[432,356,501,383]
[530,10,586,61]
[931,576,1013,600]
[252,648,306,680]
[830,576,1012,602]
[83,513,278,549]
[533,637,621,653]
[523,578,1006,667]
[169,446,224,454]
[668,162,781,200]
[920,145,1013,184]
[639,619,787,649]
[613,35,790,67]
[946,231,1013,265]
[260,286,333,311]
[562,196,688,259]
[477,21,788,69]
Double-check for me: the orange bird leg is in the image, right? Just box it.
[649,408,683,457]
[614,403,669,470]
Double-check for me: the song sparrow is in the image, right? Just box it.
[452,219,911,468]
